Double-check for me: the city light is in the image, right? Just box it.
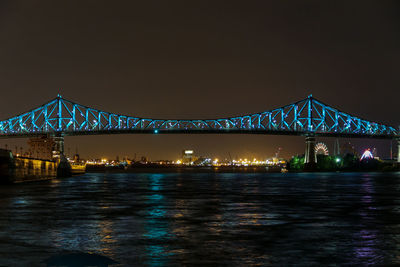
[361,149,374,160]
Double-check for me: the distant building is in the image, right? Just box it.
[193,157,211,166]
[140,156,148,164]
[153,160,174,165]
[182,149,197,165]
[27,137,55,160]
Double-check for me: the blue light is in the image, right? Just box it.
[0,95,397,138]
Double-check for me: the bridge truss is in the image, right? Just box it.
[0,95,398,139]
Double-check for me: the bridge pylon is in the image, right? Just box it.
[49,133,71,177]
[397,138,400,163]
[52,134,65,157]
[304,135,317,169]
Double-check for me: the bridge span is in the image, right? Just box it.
[0,95,399,165]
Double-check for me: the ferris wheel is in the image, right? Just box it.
[315,142,329,156]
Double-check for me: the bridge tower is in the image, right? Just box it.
[304,136,317,169]
[333,138,340,156]
[50,133,71,177]
[397,138,400,163]
[53,134,65,157]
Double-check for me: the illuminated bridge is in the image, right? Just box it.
[0,95,399,164]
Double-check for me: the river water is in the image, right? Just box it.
[0,172,399,266]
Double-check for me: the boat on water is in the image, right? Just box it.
[70,162,86,175]
[69,153,86,175]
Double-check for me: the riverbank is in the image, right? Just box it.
[0,149,74,184]
[0,149,57,183]
[86,165,284,173]
[85,164,400,174]
[288,154,400,172]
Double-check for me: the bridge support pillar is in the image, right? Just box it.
[53,135,65,157]
[51,134,71,178]
[304,136,317,170]
[397,138,400,163]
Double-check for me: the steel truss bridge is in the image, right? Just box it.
[0,95,398,139]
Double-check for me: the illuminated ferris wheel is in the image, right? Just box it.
[315,142,329,156]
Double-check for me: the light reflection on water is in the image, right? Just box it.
[0,172,399,265]
[351,175,380,265]
[143,174,172,266]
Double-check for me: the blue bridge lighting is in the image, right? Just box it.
[0,95,397,139]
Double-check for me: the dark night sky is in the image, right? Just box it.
[0,0,399,160]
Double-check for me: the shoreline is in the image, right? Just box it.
[86,165,283,173]
[85,165,400,174]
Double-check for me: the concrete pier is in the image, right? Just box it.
[397,138,400,163]
[47,134,71,178]
[0,149,57,183]
[57,153,72,178]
